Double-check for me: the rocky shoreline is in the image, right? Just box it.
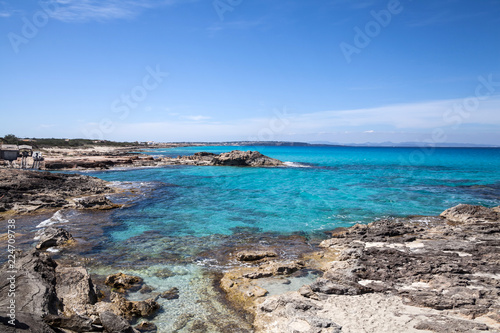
[220,204,500,333]
[1,164,499,332]
[39,147,284,170]
[0,169,120,216]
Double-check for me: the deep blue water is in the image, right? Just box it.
[87,146,500,242]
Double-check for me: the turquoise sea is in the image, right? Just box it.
[92,146,500,241]
[32,146,500,331]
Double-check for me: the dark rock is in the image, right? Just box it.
[36,226,74,250]
[43,314,94,332]
[74,195,118,210]
[0,250,60,332]
[0,169,115,214]
[99,311,136,333]
[178,150,283,167]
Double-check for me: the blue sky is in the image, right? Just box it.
[1,0,499,144]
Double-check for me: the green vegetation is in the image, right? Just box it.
[1,135,143,148]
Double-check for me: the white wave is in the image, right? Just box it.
[46,248,60,253]
[36,210,69,228]
[283,161,312,168]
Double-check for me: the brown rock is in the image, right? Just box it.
[105,273,143,293]
[236,250,277,261]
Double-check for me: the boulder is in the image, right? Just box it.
[440,204,500,223]
[0,250,60,332]
[235,250,277,261]
[99,311,137,333]
[110,293,160,319]
[74,195,118,210]
[36,227,74,250]
[43,314,94,332]
[105,273,143,293]
[55,266,98,315]
[213,150,283,167]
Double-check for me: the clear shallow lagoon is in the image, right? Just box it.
[88,146,500,242]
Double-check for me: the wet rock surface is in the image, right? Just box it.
[0,169,117,215]
[222,204,500,332]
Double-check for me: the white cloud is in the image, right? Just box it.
[181,115,212,121]
[81,96,500,144]
[49,0,188,22]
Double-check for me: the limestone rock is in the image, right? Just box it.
[236,250,278,261]
[55,266,98,315]
[110,293,160,319]
[440,204,500,223]
[105,272,143,293]
[177,150,283,167]
[36,227,74,250]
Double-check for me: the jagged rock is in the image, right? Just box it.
[225,204,500,332]
[36,226,74,250]
[214,150,283,166]
[99,311,137,333]
[55,266,98,315]
[177,150,283,167]
[43,314,94,332]
[236,250,277,261]
[440,204,500,223]
[105,273,143,293]
[110,293,160,319]
[0,169,116,215]
[0,250,60,332]
[243,260,304,279]
[74,195,118,210]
